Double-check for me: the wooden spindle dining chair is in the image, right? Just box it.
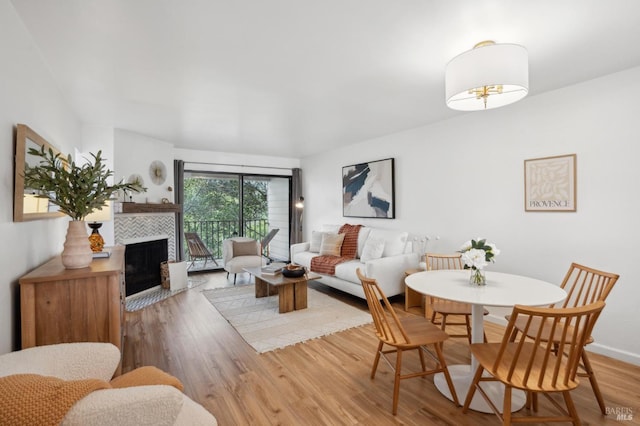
[463,301,606,425]
[356,269,459,415]
[426,253,488,342]
[507,262,619,414]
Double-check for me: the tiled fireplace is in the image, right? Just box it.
[115,212,177,295]
[114,212,177,260]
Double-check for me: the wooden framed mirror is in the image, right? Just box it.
[14,124,64,222]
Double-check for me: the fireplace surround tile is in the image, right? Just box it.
[114,213,177,260]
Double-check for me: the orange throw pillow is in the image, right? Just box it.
[110,366,184,392]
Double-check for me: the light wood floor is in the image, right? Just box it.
[123,271,639,425]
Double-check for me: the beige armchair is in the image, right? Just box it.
[0,343,217,425]
[222,237,266,284]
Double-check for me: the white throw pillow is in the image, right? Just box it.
[360,238,385,263]
[309,231,325,253]
[319,233,345,256]
[356,227,371,259]
[367,229,408,257]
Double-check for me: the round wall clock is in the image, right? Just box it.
[149,160,167,185]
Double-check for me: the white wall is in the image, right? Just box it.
[0,1,81,353]
[175,148,300,174]
[114,129,176,205]
[78,124,116,245]
[301,66,640,365]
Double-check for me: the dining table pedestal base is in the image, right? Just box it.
[434,364,526,414]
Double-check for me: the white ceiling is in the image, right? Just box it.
[10,1,640,157]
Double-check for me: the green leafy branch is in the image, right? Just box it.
[23,146,146,220]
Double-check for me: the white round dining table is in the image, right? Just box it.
[405,269,566,413]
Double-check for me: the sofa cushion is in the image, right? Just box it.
[360,238,385,263]
[291,250,315,269]
[319,233,345,256]
[367,229,408,257]
[232,240,256,256]
[334,260,362,284]
[309,231,325,253]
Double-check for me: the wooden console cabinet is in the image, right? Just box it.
[19,245,126,372]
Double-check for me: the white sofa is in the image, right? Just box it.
[0,342,217,425]
[290,225,419,299]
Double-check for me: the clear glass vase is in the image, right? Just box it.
[469,268,486,286]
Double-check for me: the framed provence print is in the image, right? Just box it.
[342,158,395,218]
[524,154,576,212]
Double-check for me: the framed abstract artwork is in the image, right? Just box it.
[524,154,577,212]
[342,158,395,218]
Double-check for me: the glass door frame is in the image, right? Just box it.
[178,168,292,266]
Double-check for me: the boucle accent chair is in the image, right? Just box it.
[0,342,217,425]
[222,237,266,284]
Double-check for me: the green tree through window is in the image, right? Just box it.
[183,174,269,251]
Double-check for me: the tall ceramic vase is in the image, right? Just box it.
[61,220,93,269]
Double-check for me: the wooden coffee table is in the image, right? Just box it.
[244,267,320,313]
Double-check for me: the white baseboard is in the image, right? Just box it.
[485,313,508,326]
[485,314,640,366]
[583,342,640,366]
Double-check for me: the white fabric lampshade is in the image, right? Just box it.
[446,43,529,111]
[85,201,112,222]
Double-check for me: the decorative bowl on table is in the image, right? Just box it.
[282,264,306,278]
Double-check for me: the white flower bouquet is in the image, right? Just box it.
[459,238,500,285]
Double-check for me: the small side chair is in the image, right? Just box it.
[506,262,619,414]
[463,301,605,425]
[426,253,488,342]
[222,237,265,284]
[357,268,458,415]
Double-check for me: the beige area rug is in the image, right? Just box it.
[202,284,372,353]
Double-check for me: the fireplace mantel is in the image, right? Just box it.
[120,202,180,213]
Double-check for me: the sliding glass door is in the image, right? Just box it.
[182,171,290,270]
